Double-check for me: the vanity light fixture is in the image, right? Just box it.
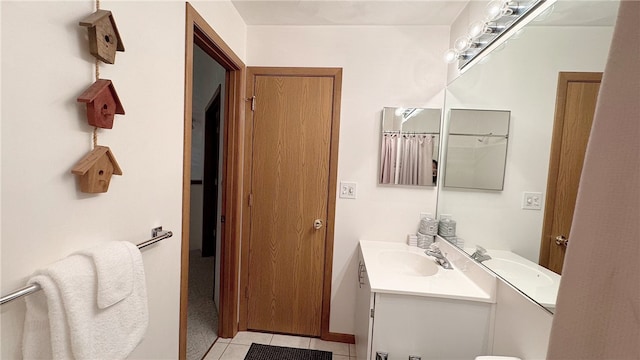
[469,21,507,39]
[401,108,424,121]
[444,0,553,71]
[485,0,525,21]
[444,48,468,64]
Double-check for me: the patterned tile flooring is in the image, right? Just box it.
[203,331,357,360]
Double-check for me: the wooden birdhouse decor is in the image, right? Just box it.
[79,10,125,64]
[71,146,123,193]
[77,79,125,129]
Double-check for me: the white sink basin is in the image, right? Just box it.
[378,250,439,277]
[483,258,553,287]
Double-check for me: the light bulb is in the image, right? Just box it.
[444,49,459,64]
[454,36,472,52]
[486,0,516,21]
[486,0,506,21]
[468,21,488,39]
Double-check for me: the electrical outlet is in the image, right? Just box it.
[522,192,543,210]
[339,181,357,199]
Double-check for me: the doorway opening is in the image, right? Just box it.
[187,44,226,359]
[182,4,246,359]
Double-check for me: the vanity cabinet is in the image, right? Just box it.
[355,253,374,360]
[355,243,493,360]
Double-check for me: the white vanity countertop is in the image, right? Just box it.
[359,240,495,303]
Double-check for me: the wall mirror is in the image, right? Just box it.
[443,109,510,190]
[438,0,619,313]
[379,107,441,187]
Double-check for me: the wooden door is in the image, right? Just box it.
[245,69,340,336]
[539,72,602,274]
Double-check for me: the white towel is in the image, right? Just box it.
[75,242,135,309]
[23,241,148,359]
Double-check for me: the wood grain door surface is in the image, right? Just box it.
[540,72,602,274]
[247,73,334,336]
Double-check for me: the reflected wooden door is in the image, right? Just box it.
[540,72,602,274]
[246,69,338,336]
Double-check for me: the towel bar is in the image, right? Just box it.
[0,230,173,305]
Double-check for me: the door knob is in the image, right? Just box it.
[313,219,323,230]
[555,235,569,247]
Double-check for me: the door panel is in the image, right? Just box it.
[247,75,334,336]
[541,72,601,274]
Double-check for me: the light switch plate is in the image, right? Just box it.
[339,181,357,199]
[522,192,543,210]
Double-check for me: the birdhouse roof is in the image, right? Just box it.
[71,145,123,176]
[77,79,125,115]
[79,9,125,51]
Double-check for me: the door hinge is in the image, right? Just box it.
[248,193,253,207]
[250,96,256,111]
[370,308,375,318]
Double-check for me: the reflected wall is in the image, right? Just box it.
[441,25,614,263]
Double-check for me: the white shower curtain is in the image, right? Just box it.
[398,135,433,186]
[547,2,639,359]
[379,133,397,184]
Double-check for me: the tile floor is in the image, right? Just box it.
[203,331,357,360]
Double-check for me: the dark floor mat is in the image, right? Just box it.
[244,343,332,360]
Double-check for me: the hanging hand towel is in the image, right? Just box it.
[75,241,136,309]
[23,241,148,360]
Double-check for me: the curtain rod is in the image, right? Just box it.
[383,131,438,134]
[0,230,173,305]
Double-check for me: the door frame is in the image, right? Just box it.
[181,3,246,357]
[539,71,602,269]
[239,67,349,342]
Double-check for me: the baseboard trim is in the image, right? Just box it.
[322,332,355,344]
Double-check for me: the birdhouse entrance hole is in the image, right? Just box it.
[99,170,105,175]
[105,35,111,43]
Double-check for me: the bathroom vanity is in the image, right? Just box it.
[355,240,496,360]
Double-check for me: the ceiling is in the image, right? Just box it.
[230,1,469,26]
[531,1,620,26]
[230,0,620,27]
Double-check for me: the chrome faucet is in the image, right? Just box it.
[470,245,492,263]
[425,244,453,269]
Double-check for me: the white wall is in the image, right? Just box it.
[440,26,613,263]
[0,1,246,358]
[246,25,449,334]
[492,280,553,359]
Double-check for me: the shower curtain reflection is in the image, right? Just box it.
[399,134,434,186]
[380,133,398,184]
